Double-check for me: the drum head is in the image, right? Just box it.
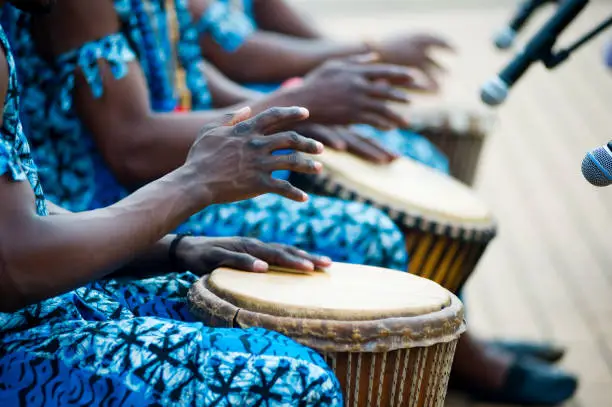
[207,263,451,321]
[314,150,493,227]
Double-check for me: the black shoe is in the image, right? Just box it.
[451,357,578,405]
[488,339,566,364]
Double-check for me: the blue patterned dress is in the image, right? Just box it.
[2,2,409,273]
[197,0,451,173]
[0,22,342,407]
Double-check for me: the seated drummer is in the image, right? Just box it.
[186,0,580,404]
[0,2,347,405]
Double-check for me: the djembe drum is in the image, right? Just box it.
[291,151,497,293]
[408,105,496,186]
[188,263,466,407]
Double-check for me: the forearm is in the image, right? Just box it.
[202,31,368,83]
[87,95,238,188]
[116,111,221,185]
[109,235,176,279]
[202,61,264,107]
[252,0,323,39]
[0,169,200,310]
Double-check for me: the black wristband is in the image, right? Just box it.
[169,233,192,270]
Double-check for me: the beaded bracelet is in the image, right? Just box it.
[169,233,192,270]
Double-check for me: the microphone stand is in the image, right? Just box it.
[542,14,612,68]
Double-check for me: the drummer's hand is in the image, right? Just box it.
[175,236,332,275]
[186,106,324,205]
[370,33,454,92]
[295,123,399,164]
[290,54,424,130]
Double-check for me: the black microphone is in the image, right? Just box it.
[494,0,557,50]
[481,0,589,106]
[582,142,612,186]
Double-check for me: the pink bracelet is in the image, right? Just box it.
[281,77,304,88]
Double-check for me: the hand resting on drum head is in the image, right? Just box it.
[174,236,331,274]
[294,123,399,164]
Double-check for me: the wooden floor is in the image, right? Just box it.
[289,1,612,406]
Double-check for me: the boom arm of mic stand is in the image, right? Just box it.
[543,14,612,68]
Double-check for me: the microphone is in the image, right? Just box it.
[494,0,557,50]
[582,142,612,186]
[481,0,589,107]
[605,38,612,68]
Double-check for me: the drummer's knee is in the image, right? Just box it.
[291,359,343,406]
[236,329,343,404]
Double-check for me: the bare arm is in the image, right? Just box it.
[109,235,176,279]
[42,198,181,279]
[0,169,200,313]
[202,30,369,83]
[203,61,263,107]
[190,0,367,82]
[70,60,310,187]
[72,61,229,187]
[251,0,323,39]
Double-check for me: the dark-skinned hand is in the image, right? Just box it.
[370,33,455,92]
[294,123,398,164]
[185,106,324,205]
[291,53,426,130]
[175,236,332,275]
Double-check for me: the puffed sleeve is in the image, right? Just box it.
[55,33,137,111]
[0,136,26,182]
[195,0,256,52]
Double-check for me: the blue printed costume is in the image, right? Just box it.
[0,23,342,406]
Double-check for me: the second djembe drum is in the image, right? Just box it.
[291,150,497,293]
[409,105,495,186]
